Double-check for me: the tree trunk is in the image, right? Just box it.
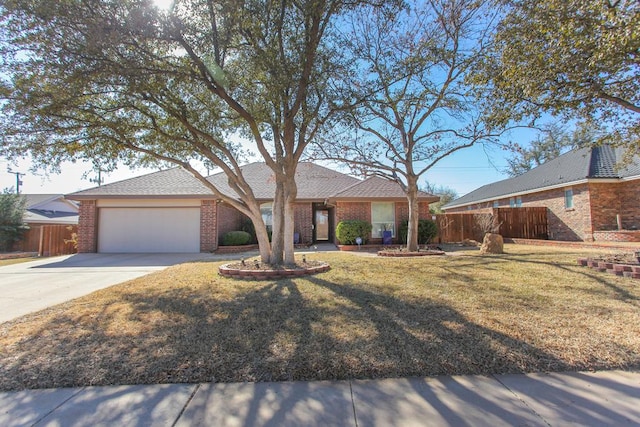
[282,175,298,266]
[406,177,420,252]
[270,182,285,265]
[253,214,272,263]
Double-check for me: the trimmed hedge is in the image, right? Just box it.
[336,220,372,245]
[398,219,438,244]
[221,230,252,246]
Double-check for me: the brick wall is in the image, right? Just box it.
[522,184,591,241]
[590,180,640,231]
[588,183,622,232]
[335,200,432,243]
[77,200,97,253]
[619,180,640,229]
[200,200,217,252]
[216,203,245,244]
[216,202,315,245]
[336,201,371,224]
[593,230,640,242]
[294,203,313,243]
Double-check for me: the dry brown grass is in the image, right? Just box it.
[1,245,639,391]
[0,257,37,267]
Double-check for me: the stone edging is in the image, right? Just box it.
[214,245,259,254]
[219,262,330,280]
[377,250,445,257]
[577,258,640,279]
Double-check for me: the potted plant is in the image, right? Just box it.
[382,223,393,245]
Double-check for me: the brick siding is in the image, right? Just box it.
[216,203,244,244]
[590,181,640,231]
[77,200,97,253]
[336,200,432,243]
[200,200,217,252]
[592,230,640,242]
[294,203,313,244]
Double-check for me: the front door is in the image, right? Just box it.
[315,209,329,241]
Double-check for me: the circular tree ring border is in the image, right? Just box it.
[218,262,330,280]
[377,250,445,257]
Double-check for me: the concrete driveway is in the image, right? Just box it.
[0,253,215,324]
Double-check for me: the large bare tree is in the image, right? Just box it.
[0,0,351,265]
[315,0,502,251]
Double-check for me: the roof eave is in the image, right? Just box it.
[443,178,592,210]
[65,194,216,201]
[331,196,440,203]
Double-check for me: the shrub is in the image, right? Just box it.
[221,230,252,246]
[0,190,29,252]
[398,219,438,244]
[240,218,256,243]
[335,220,372,245]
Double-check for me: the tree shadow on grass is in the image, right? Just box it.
[0,270,580,394]
[466,252,640,305]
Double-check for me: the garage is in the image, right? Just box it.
[98,207,200,253]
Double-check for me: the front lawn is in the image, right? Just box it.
[1,245,639,390]
[0,256,38,267]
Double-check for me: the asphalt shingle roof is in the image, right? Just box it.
[67,162,440,203]
[67,162,363,200]
[205,162,362,200]
[333,176,439,201]
[68,168,213,198]
[444,145,640,209]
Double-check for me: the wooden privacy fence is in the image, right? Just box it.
[433,207,548,243]
[14,224,78,257]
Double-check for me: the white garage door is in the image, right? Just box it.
[98,208,200,253]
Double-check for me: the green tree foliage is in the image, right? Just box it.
[422,182,458,214]
[314,0,502,252]
[479,0,640,155]
[0,0,352,265]
[0,189,28,252]
[505,123,604,176]
[335,220,372,245]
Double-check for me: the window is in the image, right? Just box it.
[516,197,522,208]
[493,201,499,208]
[260,202,273,230]
[509,198,515,208]
[371,202,395,237]
[564,188,574,209]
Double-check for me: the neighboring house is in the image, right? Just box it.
[11,195,79,255]
[443,145,640,242]
[66,163,439,253]
[23,194,79,225]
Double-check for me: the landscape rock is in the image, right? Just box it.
[480,233,504,254]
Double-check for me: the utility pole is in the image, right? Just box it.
[89,168,104,186]
[7,169,26,194]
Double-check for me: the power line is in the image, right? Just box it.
[6,168,26,194]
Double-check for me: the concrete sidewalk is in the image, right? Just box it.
[1,370,638,426]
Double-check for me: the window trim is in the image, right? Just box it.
[260,202,273,230]
[564,188,574,210]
